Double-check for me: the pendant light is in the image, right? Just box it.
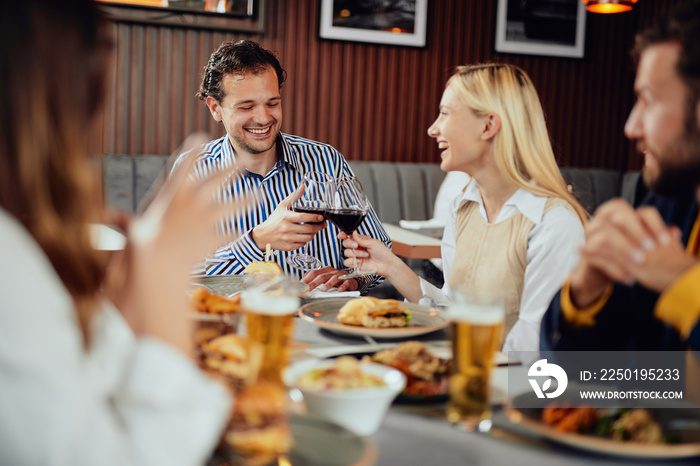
[582,0,638,14]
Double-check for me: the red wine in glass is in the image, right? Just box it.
[330,177,376,280]
[293,205,328,225]
[287,171,334,271]
[326,209,366,234]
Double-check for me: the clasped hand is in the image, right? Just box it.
[571,198,697,306]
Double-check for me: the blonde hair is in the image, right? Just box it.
[447,63,588,223]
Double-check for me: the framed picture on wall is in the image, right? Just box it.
[96,0,265,32]
[495,0,587,58]
[319,0,428,48]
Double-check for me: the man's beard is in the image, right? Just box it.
[645,122,700,198]
[234,134,278,155]
[650,159,700,197]
[232,122,280,155]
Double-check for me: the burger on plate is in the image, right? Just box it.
[243,261,283,274]
[199,333,249,390]
[224,382,293,464]
[337,297,411,328]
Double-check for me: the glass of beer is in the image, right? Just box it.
[446,293,504,432]
[242,275,300,385]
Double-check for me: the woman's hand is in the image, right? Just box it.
[107,133,249,355]
[339,231,400,279]
[340,231,424,302]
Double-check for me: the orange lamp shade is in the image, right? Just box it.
[95,0,167,6]
[582,0,638,14]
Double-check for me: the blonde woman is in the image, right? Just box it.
[343,64,587,352]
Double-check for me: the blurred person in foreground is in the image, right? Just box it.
[176,39,390,293]
[540,0,700,352]
[340,64,588,352]
[0,1,240,464]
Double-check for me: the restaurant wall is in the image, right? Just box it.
[91,0,682,171]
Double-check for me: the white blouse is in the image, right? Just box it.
[0,208,230,466]
[419,181,585,352]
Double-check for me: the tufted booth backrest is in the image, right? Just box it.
[103,154,169,213]
[347,161,446,225]
[102,155,646,220]
[560,168,647,215]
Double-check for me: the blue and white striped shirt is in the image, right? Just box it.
[181,133,391,292]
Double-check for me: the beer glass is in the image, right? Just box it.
[242,276,300,385]
[446,294,504,432]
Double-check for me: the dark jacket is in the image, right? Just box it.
[540,194,700,352]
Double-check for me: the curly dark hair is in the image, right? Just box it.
[197,40,287,102]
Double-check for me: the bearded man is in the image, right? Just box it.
[541,1,700,352]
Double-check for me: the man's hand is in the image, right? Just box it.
[251,191,326,251]
[571,199,696,307]
[569,199,639,307]
[619,207,697,292]
[301,266,359,292]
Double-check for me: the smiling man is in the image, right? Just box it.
[540,0,700,352]
[180,40,390,293]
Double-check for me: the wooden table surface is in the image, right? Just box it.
[383,223,442,259]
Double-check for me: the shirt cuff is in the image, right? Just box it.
[418,277,447,306]
[356,274,381,294]
[560,278,613,327]
[654,263,700,339]
[211,243,235,260]
[230,231,265,264]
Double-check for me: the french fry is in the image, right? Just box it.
[189,286,241,314]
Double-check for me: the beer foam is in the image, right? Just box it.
[447,302,504,325]
[242,289,299,315]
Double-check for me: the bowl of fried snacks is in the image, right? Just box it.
[189,286,242,345]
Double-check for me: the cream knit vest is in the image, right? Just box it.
[448,193,570,343]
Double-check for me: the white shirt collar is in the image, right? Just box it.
[458,179,548,224]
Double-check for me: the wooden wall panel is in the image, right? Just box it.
[93,0,684,171]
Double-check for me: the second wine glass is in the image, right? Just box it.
[286,171,334,271]
[327,176,376,280]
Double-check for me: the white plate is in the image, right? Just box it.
[190,274,247,296]
[298,298,448,339]
[209,414,376,466]
[305,342,515,366]
[191,274,309,297]
[288,414,377,465]
[505,393,700,459]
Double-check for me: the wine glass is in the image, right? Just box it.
[327,176,376,280]
[286,171,334,271]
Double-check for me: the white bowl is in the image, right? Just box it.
[283,358,406,436]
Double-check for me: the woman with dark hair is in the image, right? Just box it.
[0,1,239,464]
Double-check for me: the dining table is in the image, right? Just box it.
[290,311,700,466]
[382,223,442,260]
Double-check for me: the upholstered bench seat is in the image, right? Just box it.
[102,154,647,298]
[102,154,647,218]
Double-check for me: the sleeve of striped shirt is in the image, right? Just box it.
[205,231,265,275]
